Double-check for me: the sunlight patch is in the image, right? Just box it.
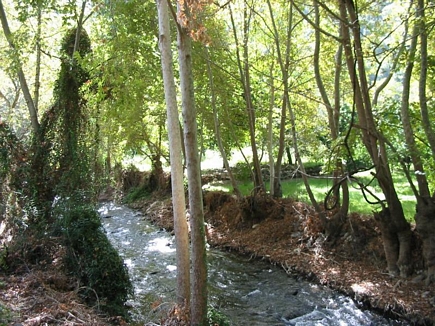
[124,258,134,268]
[166,265,177,272]
[351,281,375,295]
[147,237,175,253]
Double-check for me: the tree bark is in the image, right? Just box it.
[157,0,190,305]
[313,0,348,235]
[267,59,276,196]
[339,0,412,277]
[266,0,292,198]
[229,3,264,192]
[417,0,435,160]
[34,5,42,112]
[205,47,241,199]
[0,0,39,133]
[414,0,435,285]
[400,11,430,198]
[177,2,207,324]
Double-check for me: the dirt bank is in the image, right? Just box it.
[130,191,435,326]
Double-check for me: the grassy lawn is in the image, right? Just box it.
[203,171,417,222]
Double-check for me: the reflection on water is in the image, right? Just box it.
[99,203,408,326]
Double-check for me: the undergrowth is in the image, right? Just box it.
[124,184,151,203]
[59,202,133,317]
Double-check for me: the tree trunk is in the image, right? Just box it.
[267,59,276,196]
[414,0,435,285]
[177,2,207,324]
[415,200,435,285]
[229,3,263,192]
[400,11,430,198]
[313,1,348,235]
[266,0,292,198]
[157,0,190,305]
[340,0,412,277]
[288,98,326,226]
[205,47,241,199]
[34,5,42,112]
[0,0,39,134]
[417,0,435,160]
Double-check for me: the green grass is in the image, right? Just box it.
[203,171,417,221]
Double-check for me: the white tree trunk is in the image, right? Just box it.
[156,0,190,306]
[177,1,208,323]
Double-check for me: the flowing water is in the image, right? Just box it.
[98,202,408,326]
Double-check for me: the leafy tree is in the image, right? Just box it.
[87,0,170,186]
[204,46,241,198]
[1,2,133,314]
[228,1,264,193]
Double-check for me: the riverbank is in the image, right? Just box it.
[1,190,432,325]
[129,192,435,325]
[0,267,120,325]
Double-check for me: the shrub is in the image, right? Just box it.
[0,303,13,326]
[232,161,252,181]
[303,162,323,176]
[61,204,133,316]
[123,183,151,203]
[207,306,230,326]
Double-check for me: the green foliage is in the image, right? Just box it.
[29,26,98,224]
[207,306,230,326]
[60,203,132,316]
[0,246,8,272]
[60,28,92,58]
[123,184,151,203]
[303,162,323,175]
[232,161,252,181]
[0,123,16,178]
[0,303,14,326]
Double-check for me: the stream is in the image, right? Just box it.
[98,202,407,325]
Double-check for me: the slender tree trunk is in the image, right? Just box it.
[414,0,435,285]
[313,0,348,234]
[267,59,275,196]
[288,98,326,225]
[73,1,87,56]
[157,0,190,303]
[340,0,412,277]
[205,47,241,198]
[177,2,207,324]
[0,0,39,133]
[34,5,42,112]
[229,3,263,192]
[242,8,263,192]
[266,0,292,198]
[417,0,435,160]
[400,15,429,197]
